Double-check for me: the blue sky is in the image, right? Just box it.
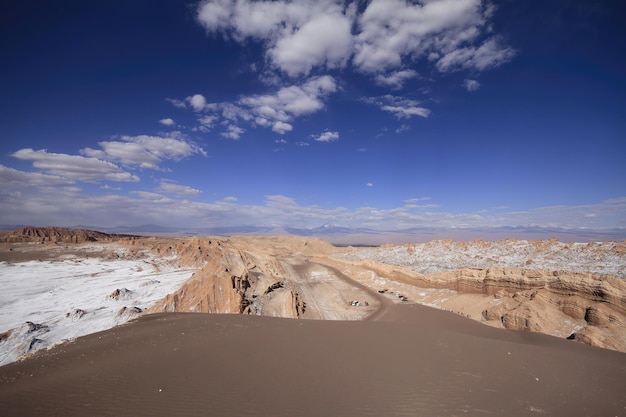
[1,0,625,234]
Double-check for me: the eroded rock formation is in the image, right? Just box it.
[146,237,317,318]
[0,226,139,244]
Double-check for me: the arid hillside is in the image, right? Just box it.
[333,239,626,351]
[1,228,625,358]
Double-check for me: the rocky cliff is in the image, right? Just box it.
[0,226,139,244]
[331,257,626,352]
[145,236,323,318]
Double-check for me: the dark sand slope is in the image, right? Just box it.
[1,305,625,417]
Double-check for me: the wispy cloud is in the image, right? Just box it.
[462,79,481,91]
[11,149,140,183]
[364,95,431,119]
[1,172,624,232]
[437,37,516,72]
[157,179,201,197]
[374,69,418,90]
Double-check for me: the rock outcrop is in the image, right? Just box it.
[147,237,310,318]
[0,226,139,244]
[332,257,626,351]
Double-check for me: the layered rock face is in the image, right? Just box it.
[335,241,626,352]
[425,268,625,351]
[145,236,328,318]
[0,227,138,244]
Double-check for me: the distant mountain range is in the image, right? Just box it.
[1,224,624,244]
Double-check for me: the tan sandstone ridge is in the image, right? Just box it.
[138,235,625,352]
[145,236,338,319]
[0,226,139,244]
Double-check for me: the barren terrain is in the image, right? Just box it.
[1,229,625,367]
[1,228,625,416]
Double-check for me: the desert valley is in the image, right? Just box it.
[0,227,625,416]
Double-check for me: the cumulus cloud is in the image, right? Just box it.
[159,118,176,126]
[364,95,431,119]
[184,1,517,134]
[462,79,481,91]
[273,121,293,134]
[80,133,207,170]
[188,94,208,112]
[269,11,353,76]
[196,0,354,76]
[312,130,339,142]
[239,75,337,120]
[173,76,337,138]
[11,149,140,183]
[354,0,509,73]
[196,0,513,79]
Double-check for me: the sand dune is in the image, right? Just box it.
[1,305,624,417]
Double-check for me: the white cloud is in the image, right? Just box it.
[178,76,338,138]
[157,180,201,197]
[166,98,186,109]
[190,0,515,130]
[312,130,339,142]
[269,11,353,76]
[265,194,298,208]
[462,79,481,91]
[159,118,176,126]
[367,183,374,187]
[80,133,207,170]
[437,37,516,72]
[196,0,354,77]
[240,75,337,119]
[188,94,208,112]
[1,182,625,233]
[222,124,245,140]
[198,115,218,131]
[395,124,410,134]
[273,121,293,134]
[11,149,140,183]
[365,95,431,119]
[375,69,418,89]
[0,164,71,189]
[405,197,432,203]
[354,0,494,73]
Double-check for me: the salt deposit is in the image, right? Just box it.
[334,239,625,277]
[0,244,195,366]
